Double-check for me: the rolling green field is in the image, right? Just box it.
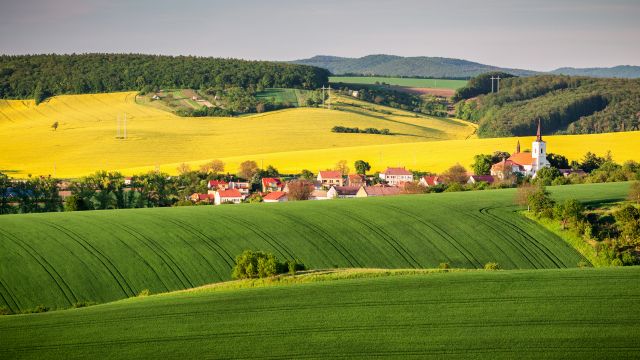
[0,182,629,312]
[255,88,308,106]
[330,76,468,89]
[1,267,639,359]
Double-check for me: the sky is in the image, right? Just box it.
[0,0,638,71]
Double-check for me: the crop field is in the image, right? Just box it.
[330,76,468,90]
[255,88,307,106]
[0,92,477,178]
[0,182,629,312]
[1,267,639,359]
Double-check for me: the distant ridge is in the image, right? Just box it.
[292,54,640,79]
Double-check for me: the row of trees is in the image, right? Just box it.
[331,126,391,135]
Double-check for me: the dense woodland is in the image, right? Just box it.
[454,74,640,137]
[0,54,330,102]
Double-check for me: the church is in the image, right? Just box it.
[491,121,550,179]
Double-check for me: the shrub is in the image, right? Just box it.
[137,289,151,297]
[288,260,306,275]
[484,262,501,270]
[0,306,12,315]
[232,250,296,279]
[23,305,49,314]
[611,258,624,267]
[72,301,97,308]
[577,260,590,268]
[438,262,451,269]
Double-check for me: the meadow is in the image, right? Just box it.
[255,88,308,106]
[330,76,468,89]
[0,182,629,312]
[1,267,639,359]
[0,92,476,177]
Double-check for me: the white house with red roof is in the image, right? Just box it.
[261,177,284,192]
[468,175,495,184]
[263,191,288,203]
[419,175,442,187]
[214,189,244,205]
[491,120,549,179]
[379,167,413,186]
[317,171,344,187]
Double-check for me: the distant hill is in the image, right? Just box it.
[551,65,640,78]
[291,55,538,78]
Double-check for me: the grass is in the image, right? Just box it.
[0,92,477,177]
[0,182,630,312]
[255,88,303,106]
[1,266,639,359]
[330,76,468,89]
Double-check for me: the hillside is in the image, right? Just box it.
[551,65,640,78]
[292,55,537,78]
[1,267,639,359]
[454,75,640,137]
[0,182,630,312]
[0,92,476,177]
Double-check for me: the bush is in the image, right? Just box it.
[438,262,450,270]
[288,260,306,275]
[577,260,590,268]
[23,305,49,314]
[484,262,501,270]
[611,258,624,267]
[0,306,12,315]
[72,301,97,308]
[137,289,151,297]
[232,250,295,279]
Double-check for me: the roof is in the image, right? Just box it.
[263,191,287,201]
[348,174,364,181]
[507,152,534,166]
[421,176,440,186]
[311,190,328,198]
[332,186,361,196]
[192,193,215,200]
[362,186,401,196]
[383,167,412,176]
[261,177,282,187]
[470,175,495,183]
[319,171,342,179]
[208,180,228,187]
[217,189,242,198]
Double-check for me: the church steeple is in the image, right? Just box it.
[515,140,521,154]
[536,119,542,142]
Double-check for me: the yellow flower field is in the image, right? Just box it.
[0,91,638,177]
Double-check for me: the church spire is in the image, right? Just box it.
[536,119,542,142]
[516,140,521,154]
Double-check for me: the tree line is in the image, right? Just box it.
[0,54,330,103]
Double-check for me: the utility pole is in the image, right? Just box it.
[117,115,121,138]
[124,112,127,139]
[495,76,501,92]
[490,76,496,93]
[328,85,332,110]
[321,85,326,108]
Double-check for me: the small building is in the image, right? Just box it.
[263,191,288,203]
[229,181,251,195]
[261,177,284,192]
[310,189,329,200]
[379,167,413,186]
[347,174,366,187]
[419,175,442,187]
[468,175,495,185]
[356,186,401,197]
[124,177,133,186]
[207,180,229,190]
[190,193,215,203]
[327,186,361,199]
[214,189,243,205]
[317,171,344,187]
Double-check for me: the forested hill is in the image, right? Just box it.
[551,65,640,79]
[291,55,538,78]
[454,74,640,137]
[0,54,330,100]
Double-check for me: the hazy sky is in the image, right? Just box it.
[0,0,638,71]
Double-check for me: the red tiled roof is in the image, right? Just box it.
[383,167,412,176]
[217,189,242,198]
[421,176,440,186]
[192,193,215,200]
[208,180,228,187]
[319,171,342,179]
[263,191,287,201]
[508,152,534,166]
[261,177,282,187]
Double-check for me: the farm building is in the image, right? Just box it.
[380,167,413,186]
[419,175,442,187]
[263,191,288,203]
[317,171,344,187]
[214,189,243,205]
[261,178,284,192]
[491,121,549,179]
[327,186,360,199]
[468,175,495,184]
[356,186,401,197]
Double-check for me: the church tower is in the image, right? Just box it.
[531,120,549,173]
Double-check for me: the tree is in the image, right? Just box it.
[200,159,225,174]
[299,169,314,180]
[629,182,640,204]
[287,180,314,201]
[354,160,371,175]
[547,153,569,169]
[554,199,585,229]
[528,186,555,218]
[471,154,493,175]
[33,83,47,105]
[51,121,59,131]
[440,164,468,184]
[534,167,562,186]
[334,160,350,176]
[491,151,511,163]
[580,152,605,173]
[176,163,191,175]
[238,160,259,180]
[231,250,284,279]
[516,183,537,211]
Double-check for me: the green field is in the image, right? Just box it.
[255,88,308,106]
[1,267,639,359]
[330,76,468,89]
[0,182,630,312]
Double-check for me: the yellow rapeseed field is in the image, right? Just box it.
[0,91,638,177]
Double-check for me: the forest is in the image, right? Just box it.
[0,54,330,102]
[454,74,640,137]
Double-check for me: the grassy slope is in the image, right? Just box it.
[330,76,468,89]
[255,88,301,106]
[0,92,476,177]
[1,267,639,359]
[0,182,629,312]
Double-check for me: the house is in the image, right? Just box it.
[310,189,329,200]
[559,169,587,178]
[261,177,284,192]
[379,167,413,186]
[229,181,251,195]
[317,171,344,187]
[190,193,215,203]
[356,186,401,197]
[124,177,133,186]
[214,189,243,205]
[419,175,442,187]
[263,191,288,203]
[327,186,360,199]
[207,180,229,190]
[491,120,550,178]
[347,174,365,187]
[468,175,495,184]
